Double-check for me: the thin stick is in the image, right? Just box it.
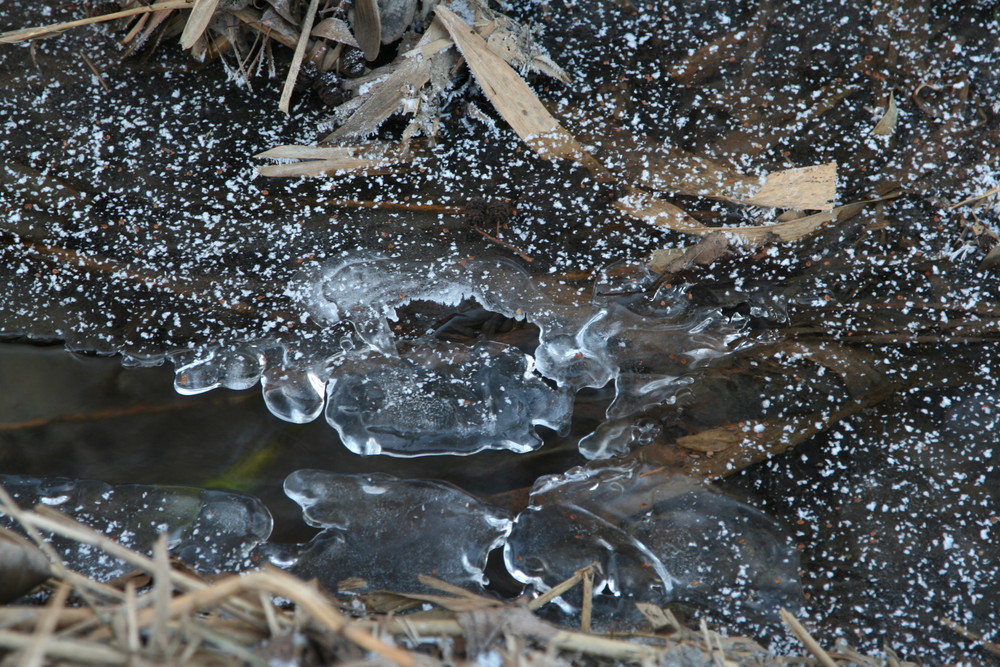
[0,630,127,664]
[780,608,838,667]
[950,184,1000,209]
[124,582,141,654]
[279,0,320,114]
[474,227,535,262]
[151,534,173,655]
[0,1,193,44]
[79,52,110,91]
[527,565,593,611]
[940,617,1000,657]
[580,567,593,633]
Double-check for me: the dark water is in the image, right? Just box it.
[2,0,1000,663]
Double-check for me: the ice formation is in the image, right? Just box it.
[0,475,273,581]
[504,461,802,626]
[157,250,732,458]
[324,341,571,456]
[259,470,512,593]
[276,252,732,457]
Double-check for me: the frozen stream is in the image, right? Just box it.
[2,0,1000,663]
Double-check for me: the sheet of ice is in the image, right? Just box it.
[324,341,572,456]
[504,461,802,627]
[0,475,273,581]
[294,252,734,457]
[260,470,512,593]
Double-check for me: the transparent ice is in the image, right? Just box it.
[284,251,733,457]
[259,470,512,593]
[504,461,802,626]
[324,341,571,456]
[0,475,273,581]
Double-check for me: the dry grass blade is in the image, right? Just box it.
[0,629,127,664]
[950,183,1000,209]
[580,566,593,633]
[179,0,220,50]
[0,1,193,44]
[746,162,837,210]
[780,609,838,667]
[435,6,585,163]
[255,143,409,178]
[939,617,1000,657]
[279,0,320,115]
[417,574,499,602]
[872,91,899,136]
[20,581,71,667]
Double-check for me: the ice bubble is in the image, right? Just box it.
[260,470,512,593]
[325,340,572,456]
[0,475,273,581]
[504,461,802,626]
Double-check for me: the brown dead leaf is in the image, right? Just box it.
[354,0,381,61]
[872,91,898,136]
[648,232,730,274]
[745,162,837,210]
[614,190,703,231]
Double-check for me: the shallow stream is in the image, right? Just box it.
[2,0,1000,663]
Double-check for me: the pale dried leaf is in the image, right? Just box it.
[745,162,837,210]
[435,6,583,162]
[256,143,406,177]
[311,17,360,48]
[872,91,898,136]
[354,0,381,61]
[623,193,861,243]
[676,427,744,452]
[256,158,398,178]
[255,144,394,160]
[634,602,675,631]
[326,59,431,140]
[180,0,220,50]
